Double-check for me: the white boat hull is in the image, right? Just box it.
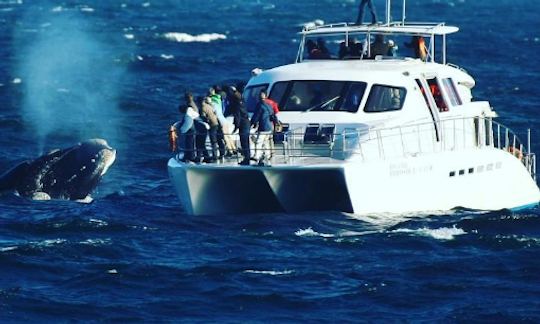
[168,147,540,215]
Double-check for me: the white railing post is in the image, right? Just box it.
[505,128,509,149]
[402,0,406,25]
[528,128,531,155]
[497,123,501,149]
[377,130,385,159]
[358,131,365,161]
[417,124,422,153]
[386,0,391,25]
[399,127,405,157]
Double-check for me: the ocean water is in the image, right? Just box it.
[1,0,540,321]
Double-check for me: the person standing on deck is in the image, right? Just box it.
[251,90,276,166]
[209,87,236,157]
[229,86,252,165]
[170,92,198,163]
[356,0,378,25]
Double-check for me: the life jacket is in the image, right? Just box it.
[418,37,428,61]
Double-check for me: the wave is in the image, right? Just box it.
[390,225,467,240]
[163,32,227,43]
[295,227,378,238]
[295,227,334,238]
[0,0,22,4]
[243,270,294,276]
[300,19,325,29]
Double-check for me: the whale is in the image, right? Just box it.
[0,139,116,200]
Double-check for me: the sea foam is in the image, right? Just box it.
[163,32,226,43]
[391,225,467,241]
[244,270,294,276]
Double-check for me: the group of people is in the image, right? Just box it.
[169,87,235,164]
[169,86,281,166]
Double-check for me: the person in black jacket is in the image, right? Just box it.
[229,87,251,165]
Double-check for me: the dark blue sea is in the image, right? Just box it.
[1,0,540,321]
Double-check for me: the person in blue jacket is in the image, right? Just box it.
[250,90,276,166]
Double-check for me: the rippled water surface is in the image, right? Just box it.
[1,0,540,321]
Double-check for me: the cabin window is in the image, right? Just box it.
[268,80,367,112]
[243,84,269,112]
[364,85,406,113]
[427,79,448,112]
[442,78,462,106]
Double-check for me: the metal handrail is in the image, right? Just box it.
[172,117,535,179]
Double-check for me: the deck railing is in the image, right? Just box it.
[173,117,535,179]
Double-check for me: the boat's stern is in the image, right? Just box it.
[167,158,353,215]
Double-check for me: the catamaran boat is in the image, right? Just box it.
[168,0,540,215]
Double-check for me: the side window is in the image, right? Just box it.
[269,82,288,108]
[243,84,268,113]
[442,78,462,106]
[427,78,448,112]
[341,82,367,112]
[364,85,406,113]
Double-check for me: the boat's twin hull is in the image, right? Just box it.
[168,148,540,215]
[168,161,353,215]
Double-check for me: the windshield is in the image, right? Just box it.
[269,80,367,112]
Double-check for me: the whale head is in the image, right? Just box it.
[0,138,116,200]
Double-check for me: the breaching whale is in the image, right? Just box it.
[0,139,116,200]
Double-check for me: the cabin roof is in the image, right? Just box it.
[301,23,459,37]
[249,59,474,89]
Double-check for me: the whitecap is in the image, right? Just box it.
[301,19,325,29]
[160,54,174,60]
[51,6,63,12]
[79,238,111,245]
[1,246,18,252]
[12,78,21,84]
[80,6,94,12]
[89,218,108,227]
[390,225,466,240]
[124,34,135,40]
[295,227,334,238]
[142,2,150,7]
[37,239,67,247]
[163,32,227,43]
[244,270,294,276]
